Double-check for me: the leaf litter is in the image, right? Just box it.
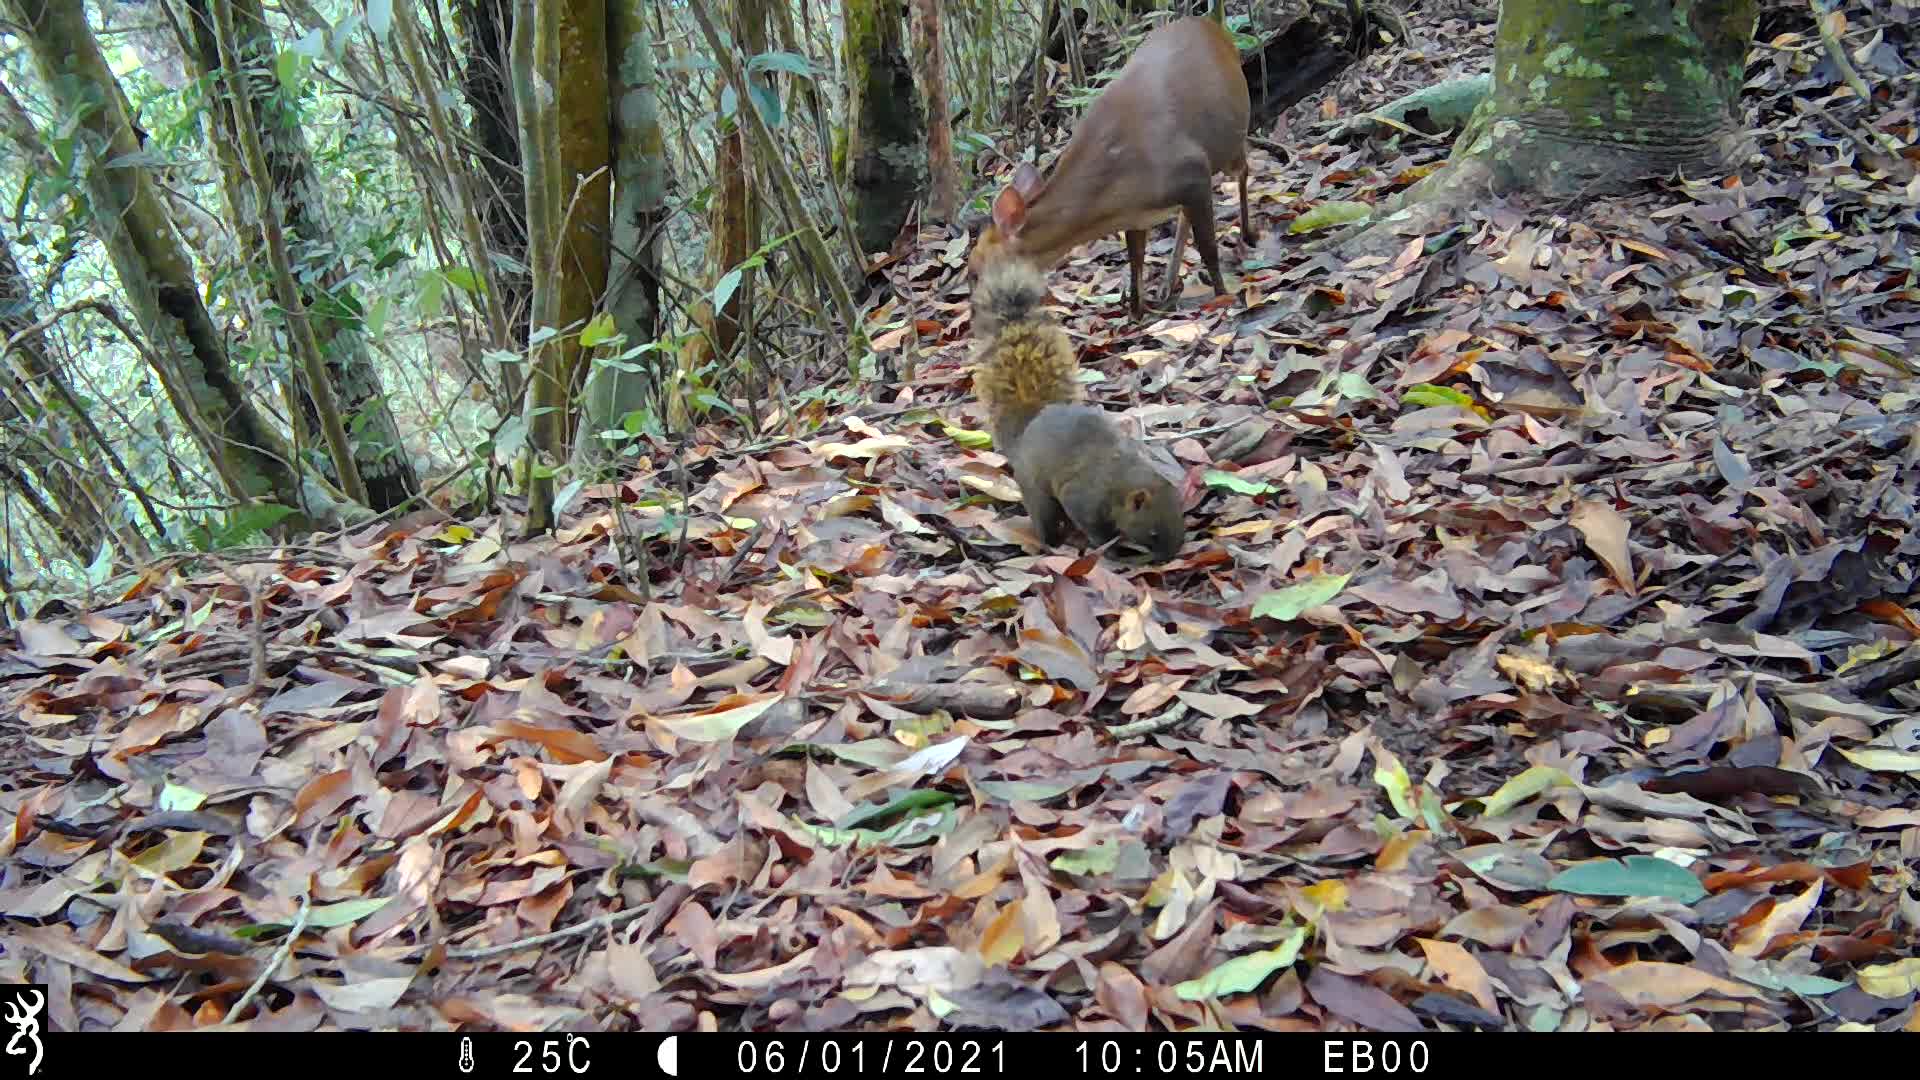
[4,4,1920,1035]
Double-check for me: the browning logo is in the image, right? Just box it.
[0,985,43,1077]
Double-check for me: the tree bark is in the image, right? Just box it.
[180,0,419,511]
[1345,0,1758,257]
[518,0,612,532]
[452,0,534,345]
[843,0,927,256]
[1457,0,1757,194]
[913,0,957,222]
[584,0,668,442]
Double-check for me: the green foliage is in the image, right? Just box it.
[1547,856,1708,902]
[185,503,299,551]
[1202,470,1277,496]
[1251,573,1352,621]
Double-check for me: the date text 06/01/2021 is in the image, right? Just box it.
[735,1037,1007,1075]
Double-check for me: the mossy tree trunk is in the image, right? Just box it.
[843,0,927,256]
[583,0,667,445]
[1456,0,1757,193]
[8,0,326,530]
[1369,0,1758,250]
[516,0,612,533]
[181,0,420,511]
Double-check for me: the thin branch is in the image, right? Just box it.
[445,906,646,961]
[221,891,311,1026]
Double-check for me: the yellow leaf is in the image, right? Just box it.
[1495,652,1565,692]
[128,831,209,876]
[1299,880,1348,915]
[1836,746,1920,776]
[1477,766,1577,818]
[1373,754,1415,819]
[979,902,1025,967]
[1857,957,1920,998]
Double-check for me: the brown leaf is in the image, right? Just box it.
[1587,961,1764,1007]
[1569,499,1636,596]
[9,924,152,983]
[1414,938,1499,1014]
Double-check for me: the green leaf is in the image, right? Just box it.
[747,83,783,129]
[836,789,957,831]
[1203,470,1276,496]
[416,271,446,317]
[275,50,305,93]
[221,503,297,544]
[1546,856,1706,903]
[365,294,392,337]
[1402,383,1475,409]
[798,739,914,770]
[493,415,528,460]
[1777,973,1849,996]
[712,266,745,312]
[554,478,585,516]
[1373,756,1416,819]
[528,325,558,347]
[1050,839,1122,876]
[1334,371,1378,400]
[290,28,327,59]
[234,897,392,938]
[159,782,206,812]
[1289,201,1373,234]
[796,806,955,850]
[580,312,618,347]
[443,265,481,295]
[85,539,115,589]
[1174,926,1309,999]
[748,51,815,79]
[941,421,992,449]
[1251,572,1352,621]
[366,0,393,37]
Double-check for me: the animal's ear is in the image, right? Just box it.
[990,184,1028,237]
[1127,489,1151,512]
[1011,160,1045,201]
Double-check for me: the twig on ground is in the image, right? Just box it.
[223,891,311,1026]
[1108,701,1192,740]
[444,907,647,962]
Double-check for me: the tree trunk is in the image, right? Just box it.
[6,0,326,530]
[452,0,534,344]
[710,0,765,364]
[518,0,612,532]
[913,0,957,222]
[843,0,927,256]
[584,0,668,443]
[1348,0,1758,256]
[1458,0,1757,194]
[180,0,420,511]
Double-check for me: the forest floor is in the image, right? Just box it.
[3,6,1920,1035]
